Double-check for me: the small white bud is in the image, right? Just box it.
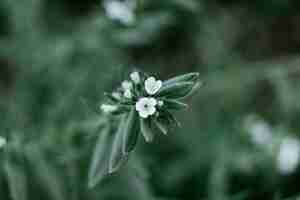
[130,71,140,84]
[124,89,133,99]
[122,80,133,91]
[158,100,164,107]
[101,104,118,113]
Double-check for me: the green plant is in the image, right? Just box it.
[88,71,201,187]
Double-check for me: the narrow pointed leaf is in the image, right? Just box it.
[164,99,188,110]
[154,119,168,135]
[109,115,129,173]
[164,110,181,127]
[122,107,140,154]
[111,105,131,115]
[185,80,203,98]
[162,72,199,87]
[140,119,154,143]
[157,81,195,99]
[88,125,113,188]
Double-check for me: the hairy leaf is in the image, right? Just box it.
[153,118,168,135]
[109,115,129,173]
[157,81,195,99]
[185,80,203,98]
[164,110,181,127]
[88,125,113,188]
[140,118,155,143]
[162,72,199,87]
[122,108,140,154]
[111,105,132,115]
[164,99,188,110]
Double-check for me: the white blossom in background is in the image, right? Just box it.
[0,137,7,149]
[104,0,136,26]
[130,71,140,84]
[136,97,157,118]
[248,120,273,146]
[124,89,133,99]
[101,104,118,113]
[145,77,162,95]
[277,137,300,175]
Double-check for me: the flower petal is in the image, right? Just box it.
[135,100,143,112]
[139,110,149,118]
[148,106,156,116]
[145,77,162,95]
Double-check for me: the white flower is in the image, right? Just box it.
[104,0,135,25]
[277,137,300,175]
[136,97,157,118]
[158,100,164,107]
[145,77,162,95]
[130,71,140,84]
[248,121,273,146]
[124,89,132,99]
[122,80,133,91]
[0,137,7,149]
[101,104,118,113]
[112,92,122,100]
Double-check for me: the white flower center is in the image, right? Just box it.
[135,97,157,118]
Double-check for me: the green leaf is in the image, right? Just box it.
[162,72,199,87]
[164,110,181,127]
[88,125,113,188]
[111,105,131,115]
[109,115,129,174]
[185,80,203,98]
[157,81,195,99]
[122,107,140,154]
[153,119,168,135]
[164,99,188,110]
[140,118,155,143]
[4,158,28,200]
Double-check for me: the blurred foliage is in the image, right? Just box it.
[1,0,300,199]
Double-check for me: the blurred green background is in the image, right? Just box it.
[1,0,300,199]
